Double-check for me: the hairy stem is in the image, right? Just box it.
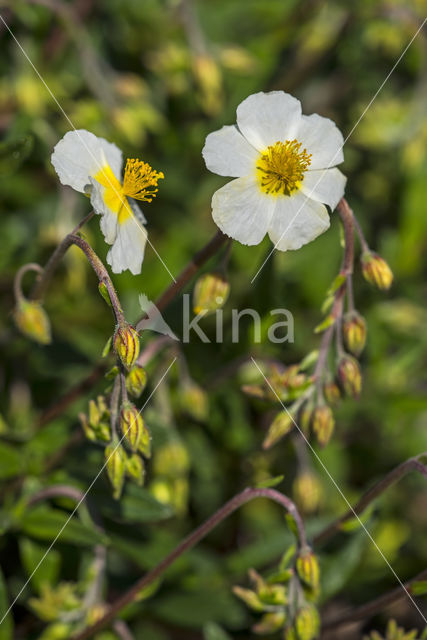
[71,487,305,640]
[314,453,427,547]
[14,263,44,304]
[322,567,427,631]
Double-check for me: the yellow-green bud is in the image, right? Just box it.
[295,605,320,640]
[361,251,393,290]
[323,381,341,406]
[88,399,101,427]
[14,300,51,345]
[296,548,320,591]
[105,441,126,500]
[293,472,322,514]
[258,583,287,606]
[94,422,111,443]
[180,383,209,421]
[79,413,96,442]
[298,404,313,436]
[232,586,264,612]
[193,272,230,315]
[342,311,367,357]
[138,421,152,459]
[338,355,362,398]
[263,410,293,449]
[120,403,144,451]
[252,611,286,634]
[312,405,334,447]
[113,323,140,370]
[125,453,145,485]
[126,365,147,398]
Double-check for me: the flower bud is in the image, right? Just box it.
[120,403,144,451]
[295,605,320,640]
[79,413,96,442]
[338,355,362,398]
[293,472,322,514]
[312,405,334,447]
[113,323,140,370]
[180,383,209,421]
[125,453,145,485]
[126,365,147,398]
[232,586,264,612]
[252,611,286,634]
[298,404,313,436]
[14,300,51,345]
[193,272,230,315]
[342,311,367,357]
[263,410,293,449]
[361,251,393,290]
[296,548,320,591]
[105,441,126,499]
[323,381,341,406]
[138,422,152,459]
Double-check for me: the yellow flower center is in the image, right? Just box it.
[122,158,164,203]
[256,140,312,196]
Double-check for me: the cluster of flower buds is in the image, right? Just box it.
[233,545,321,640]
[193,271,230,315]
[113,322,140,370]
[14,299,51,345]
[363,619,423,640]
[79,396,111,443]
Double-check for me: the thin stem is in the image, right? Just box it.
[313,453,427,547]
[109,375,121,439]
[14,263,44,303]
[322,567,427,631]
[352,214,370,253]
[31,211,95,301]
[120,369,128,405]
[71,487,305,640]
[346,274,355,313]
[336,198,355,275]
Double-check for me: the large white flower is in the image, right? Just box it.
[202,91,346,251]
[51,130,164,275]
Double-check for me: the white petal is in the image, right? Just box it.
[51,129,123,193]
[296,114,344,169]
[202,125,258,177]
[211,175,275,245]
[107,214,147,275]
[268,191,330,251]
[128,198,147,225]
[300,168,346,210]
[88,178,118,244]
[236,91,302,151]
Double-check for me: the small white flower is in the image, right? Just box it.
[202,91,346,251]
[51,130,164,275]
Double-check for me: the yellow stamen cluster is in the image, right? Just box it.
[122,158,164,203]
[257,139,312,196]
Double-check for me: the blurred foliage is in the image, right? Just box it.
[1,0,427,638]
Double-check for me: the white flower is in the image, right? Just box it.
[202,91,346,251]
[51,130,164,275]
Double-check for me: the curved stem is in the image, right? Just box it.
[322,567,427,631]
[14,263,44,303]
[314,453,427,547]
[31,211,95,301]
[71,487,305,640]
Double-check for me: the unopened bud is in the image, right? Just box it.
[105,441,126,499]
[138,422,152,459]
[338,355,362,398]
[14,300,51,345]
[323,381,341,406]
[295,605,320,640]
[263,411,293,449]
[293,472,322,514]
[296,548,320,591]
[88,399,101,427]
[193,272,230,315]
[180,383,209,421]
[125,453,145,485]
[232,586,264,612]
[120,403,144,451]
[312,405,334,447]
[252,611,286,634]
[126,365,147,398]
[113,323,140,370]
[298,404,313,436]
[361,251,393,290]
[79,413,96,442]
[343,311,367,356]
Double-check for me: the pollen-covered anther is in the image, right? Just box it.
[257,139,312,196]
[122,158,164,202]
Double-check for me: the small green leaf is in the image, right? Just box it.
[19,538,61,593]
[0,442,24,480]
[327,273,346,296]
[255,475,284,489]
[339,505,374,532]
[20,507,108,547]
[314,314,335,334]
[102,336,112,358]
[203,622,232,640]
[98,281,113,308]
[410,580,427,596]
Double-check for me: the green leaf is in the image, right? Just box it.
[320,532,367,601]
[0,442,24,480]
[19,538,61,593]
[314,314,335,334]
[410,580,427,596]
[99,485,172,523]
[326,273,346,296]
[203,622,232,640]
[0,566,13,640]
[339,505,374,532]
[102,336,112,358]
[255,475,284,489]
[19,507,108,547]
